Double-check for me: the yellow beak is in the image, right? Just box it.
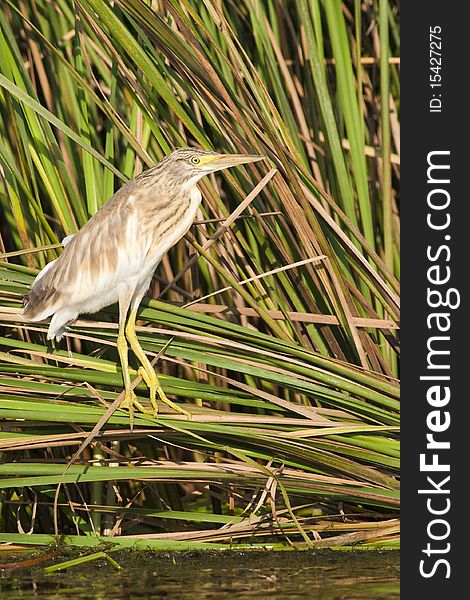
[202,153,267,171]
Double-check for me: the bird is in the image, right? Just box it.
[23,148,266,424]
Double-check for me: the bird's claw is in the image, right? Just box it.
[138,366,190,418]
[120,388,153,430]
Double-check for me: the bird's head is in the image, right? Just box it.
[160,147,266,184]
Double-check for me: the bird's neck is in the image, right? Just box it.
[188,183,203,212]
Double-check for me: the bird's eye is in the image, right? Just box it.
[190,157,200,165]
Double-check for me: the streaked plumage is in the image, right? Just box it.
[23,147,265,423]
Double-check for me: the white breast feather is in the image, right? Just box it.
[147,184,202,269]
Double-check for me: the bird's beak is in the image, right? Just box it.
[201,153,267,172]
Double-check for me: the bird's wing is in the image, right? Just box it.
[23,185,153,321]
[61,234,75,246]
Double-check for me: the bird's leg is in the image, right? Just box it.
[125,308,189,417]
[117,286,152,428]
[116,319,137,428]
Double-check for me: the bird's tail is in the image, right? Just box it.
[22,260,58,322]
[23,288,54,322]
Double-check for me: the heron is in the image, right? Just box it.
[23,148,266,424]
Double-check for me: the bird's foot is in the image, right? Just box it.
[138,366,190,418]
[119,388,153,430]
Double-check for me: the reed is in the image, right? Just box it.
[0,0,399,549]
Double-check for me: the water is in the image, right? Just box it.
[1,550,399,599]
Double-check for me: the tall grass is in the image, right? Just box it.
[0,0,399,550]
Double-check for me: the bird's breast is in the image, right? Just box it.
[146,184,202,266]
